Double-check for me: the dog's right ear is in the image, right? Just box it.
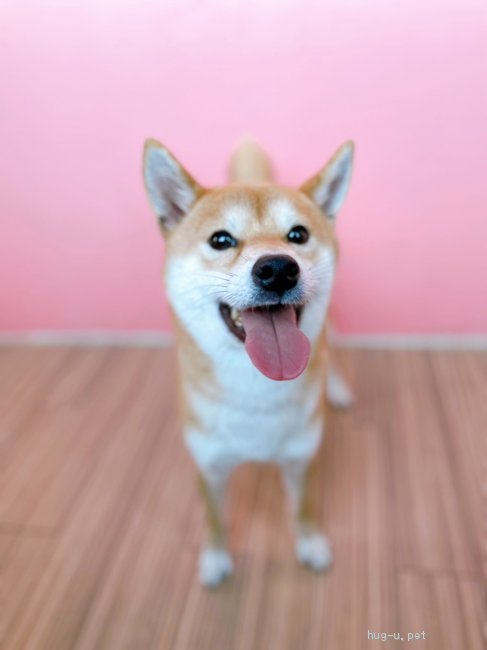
[143,139,204,233]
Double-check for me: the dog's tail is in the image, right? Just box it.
[229,137,273,184]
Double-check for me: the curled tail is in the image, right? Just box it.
[229,138,273,184]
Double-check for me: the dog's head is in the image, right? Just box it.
[143,140,353,381]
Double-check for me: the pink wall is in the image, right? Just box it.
[1,0,486,334]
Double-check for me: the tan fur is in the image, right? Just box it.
[229,138,273,183]
[143,137,354,585]
[165,185,338,259]
[199,474,226,547]
[296,456,320,535]
[172,318,219,433]
[305,327,328,425]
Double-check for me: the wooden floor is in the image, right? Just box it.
[0,347,485,649]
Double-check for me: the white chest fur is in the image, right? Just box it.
[183,347,324,476]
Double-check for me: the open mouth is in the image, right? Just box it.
[219,303,310,381]
[219,303,302,342]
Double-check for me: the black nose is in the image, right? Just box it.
[252,255,300,295]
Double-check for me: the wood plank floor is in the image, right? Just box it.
[0,347,485,649]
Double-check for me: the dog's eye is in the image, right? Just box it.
[287,225,309,244]
[208,230,238,250]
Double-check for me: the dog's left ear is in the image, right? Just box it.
[143,139,204,233]
[300,141,354,220]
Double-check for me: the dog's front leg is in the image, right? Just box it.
[280,457,333,571]
[198,471,233,588]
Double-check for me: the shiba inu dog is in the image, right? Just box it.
[143,138,354,587]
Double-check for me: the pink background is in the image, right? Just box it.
[1,0,486,335]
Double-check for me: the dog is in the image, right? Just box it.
[142,138,354,587]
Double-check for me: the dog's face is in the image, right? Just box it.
[143,141,353,381]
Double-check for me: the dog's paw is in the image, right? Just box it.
[296,533,333,571]
[326,368,354,409]
[199,548,234,588]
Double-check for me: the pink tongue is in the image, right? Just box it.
[240,306,311,381]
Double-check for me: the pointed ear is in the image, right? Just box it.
[300,141,354,220]
[143,139,204,232]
